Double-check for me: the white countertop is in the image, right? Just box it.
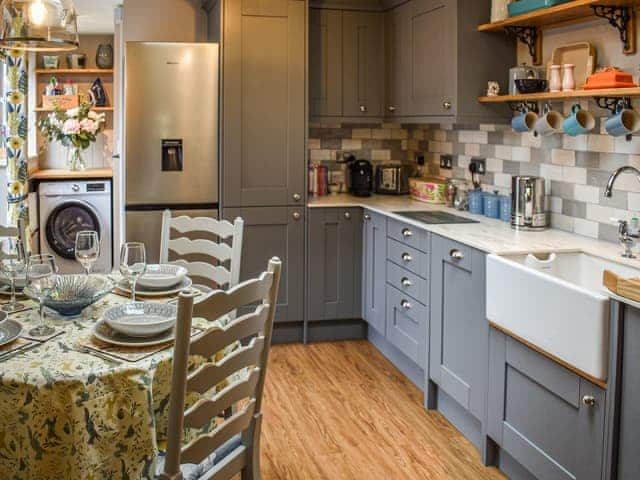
[309,194,640,287]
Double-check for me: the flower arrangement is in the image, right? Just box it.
[37,103,106,171]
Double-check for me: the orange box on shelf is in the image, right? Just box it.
[584,67,638,90]
[41,95,79,110]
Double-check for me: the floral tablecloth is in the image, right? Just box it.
[0,293,220,480]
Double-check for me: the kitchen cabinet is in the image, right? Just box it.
[223,206,305,324]
[342,11,385,117]
[488,328,606,480]
[309,8,342,117]
[429,235,487,423]
[307,207,363,321]
[385,1,410,117]
[222,0,306,207]
[362,209,387,334]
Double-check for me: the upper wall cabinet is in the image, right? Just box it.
[385,1,410,117]
[309,8,385,120]
[223,0,306,208]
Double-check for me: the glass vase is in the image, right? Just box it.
[67,146,87,171]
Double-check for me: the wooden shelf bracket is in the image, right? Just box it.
[504,26,541,64]
[591,5,636,55]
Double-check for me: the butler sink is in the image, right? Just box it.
[486,252,640,381]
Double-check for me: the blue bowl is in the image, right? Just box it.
[25,275,114,316]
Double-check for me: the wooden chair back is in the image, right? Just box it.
[160,257,282,480]
[159,210,244,290]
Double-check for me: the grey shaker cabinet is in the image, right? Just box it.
[385,1,411,117]
[386,285,428,368]
[309,9,342,117]
[429,235,487,422]
[307,208,363,321]
[362,209,387,334]
[222,0,306,208]
[341,11,385,117]
[488,328,606,480]
[223,206,305,324]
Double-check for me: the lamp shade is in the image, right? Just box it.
[0,0,78,51]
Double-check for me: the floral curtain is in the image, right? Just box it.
[4,48,28,228]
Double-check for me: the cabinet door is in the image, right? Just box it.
[309,9,342,117]
[409,0,456,116]
[385,2,410,117]
[362,209,386,334]
[308,208,363,321]
[223,206,304,323]
[488,329,605,480]
[386,285,427,368]
[342,11,384,117]
[223,0,305,207]
[429,235,487,422]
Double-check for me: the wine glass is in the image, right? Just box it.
[120,242,146,302]
[26,254,57,337]
[75,230,100,275]
[0,238,25,313]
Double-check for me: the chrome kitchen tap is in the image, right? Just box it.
[605,166,640,257]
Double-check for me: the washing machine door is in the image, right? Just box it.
[45,200,101,260]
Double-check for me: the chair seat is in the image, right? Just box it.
[155,434,242,480]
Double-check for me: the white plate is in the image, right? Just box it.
[93,318,175,347]
[117,276,193,297]
[103,302,176,337]
[137,264,188,290]
[0,319,23,347]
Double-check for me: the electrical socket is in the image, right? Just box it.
[470,157,486,175]
[440,154,453,170]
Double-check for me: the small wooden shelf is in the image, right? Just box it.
[33,106,114,112]
[478,87,640,103]
[35,69,113,75]
[478,0,640,31]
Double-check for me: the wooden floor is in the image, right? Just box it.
[259,340,506,480]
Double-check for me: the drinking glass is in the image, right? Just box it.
[120,242,146,301]
[0,238,25,313]
[26,254,57,337]
[75,230,100,275]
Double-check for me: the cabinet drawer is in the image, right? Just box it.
[387,238,429,278]
[387,218,430,252]
[386,260,428,305]
[386,285,427,368]
[440,238,473,272]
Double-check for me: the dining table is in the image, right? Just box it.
[0,278,229,480]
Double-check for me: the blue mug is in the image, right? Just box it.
[483,192,500,219]
[563,104,595,136]
[511,111,538,133]
[605,104,640,137]
[468,189,483,214]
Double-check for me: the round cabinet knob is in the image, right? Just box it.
[401,299,412,310]
[388,105,396,112]
[442,100,452,110]
[401,277,412,287]
[344,212,351,220]
[292,212,301,220]
[359,105,367,113]
[450,249,464,260]
[72,184,80,192]
[582,395,596,407]
[401,253,412,262]
[364,214,371,221]
[292,193,301,201]
[402,228,413,237]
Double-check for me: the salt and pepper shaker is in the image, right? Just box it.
[549,64,562,92]
[561,64,576,92]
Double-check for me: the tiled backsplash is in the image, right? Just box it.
[309,102,640,243]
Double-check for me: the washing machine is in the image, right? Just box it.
[39,180,113,274]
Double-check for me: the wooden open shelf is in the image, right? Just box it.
[29,167,113,180]
[33,106,114,112]
[478,0,640,31]
[478,87,640,103]
[35,69,113,75]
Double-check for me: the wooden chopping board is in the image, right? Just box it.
[603,270,640,302]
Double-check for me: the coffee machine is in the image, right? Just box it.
[349,160,373,197]
[511,176,548,231]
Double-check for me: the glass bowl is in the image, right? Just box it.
[25,275,114,316]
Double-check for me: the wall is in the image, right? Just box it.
[122,0,208,42]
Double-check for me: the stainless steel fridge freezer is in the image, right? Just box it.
[124,42,219,262]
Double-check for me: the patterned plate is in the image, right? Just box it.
[93,318,175,347]
[116,276,193,297]
[0,319,23,347]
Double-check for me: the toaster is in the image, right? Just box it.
[375,164,409,195]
